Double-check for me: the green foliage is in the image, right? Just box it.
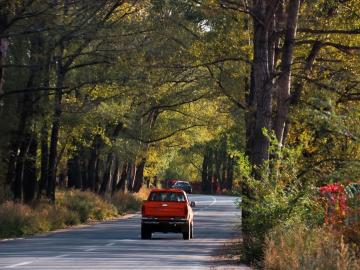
[240,133,324,262]
[161,149,201,181]
[0,3,360,268]
[290,94,360,185]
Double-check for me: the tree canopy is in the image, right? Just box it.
[0,0,359,204]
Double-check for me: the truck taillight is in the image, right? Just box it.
[184,205,188,218]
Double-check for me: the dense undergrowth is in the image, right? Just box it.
[0,189,149,239]
[264,224,360,270]
[239,134,360,269]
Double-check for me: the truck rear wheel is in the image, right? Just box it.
[141,225,151,240]
[190,223,194,239]
[182,223,190,240]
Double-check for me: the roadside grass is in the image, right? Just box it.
[109,188,149,214]
[0,188,149,239]
[57,190,118,223]
[263,224,360,270]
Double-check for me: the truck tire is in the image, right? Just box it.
[182,223,190,240]
[190,222,194,239]
[141,225,151,240]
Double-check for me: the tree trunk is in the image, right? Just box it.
[245,68,256,158]
[94,158,101,192]
[99,153,114,194]
[219,136,227,190]
[242,1,278,260]
[67,154,82,189]
[207,149,214,194]
[13,139,27,202]
[221,161,227,190]
[6,97,29,198]
[38,122,49,199]
[5,75,35,195]
[0,37,9,106]
[36,46,51,199]
[111,157,120,193]
[81,158,88,190]
[202,147,211,193]
[7,34,41,200]
[126,162,134,192]
[88,136,101,191]
[47,47,64,202]
[274,0,300,145]
[23,133,37,203]
[132,158,146,193]
[226,156,234,191]
[115,163,128,192]
[291,41,322,106]
[214,151,221,191]
[250,10,273,167]
[58,171,66,188]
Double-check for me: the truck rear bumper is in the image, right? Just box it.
[142,217,189,233]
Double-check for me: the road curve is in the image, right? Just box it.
[0,194,250,269]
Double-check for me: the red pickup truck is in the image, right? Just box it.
[141,189,195,240]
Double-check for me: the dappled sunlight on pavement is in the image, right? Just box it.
[0,195,250,269]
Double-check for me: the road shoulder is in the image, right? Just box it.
[211,237,252,270]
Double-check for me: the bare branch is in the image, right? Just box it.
[123,124,207,144]
[142,94,207,117]
[296,40,360,54]
[298,28,360,35]
[207,66,246,110]
[67,60,112,71]
[0,86,69,100]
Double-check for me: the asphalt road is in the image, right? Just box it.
[0,194,251,270]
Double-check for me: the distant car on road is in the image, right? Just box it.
[141,189,195,240]
[171,181,192,194]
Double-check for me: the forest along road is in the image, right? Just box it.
[0,194,251,270]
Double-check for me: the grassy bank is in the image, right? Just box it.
[264,224,360,270]
[0,189,149,239]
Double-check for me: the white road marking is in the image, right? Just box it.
[54,254,69,258]
[5,261,33,268]
[193,196,217,214]
[106,242,115,246]
[84,248,96,252]
[210,196,217,206]
[115,239,138,242]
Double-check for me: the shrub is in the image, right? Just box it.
[342,221,360,246]
[0,190,118,238]
[0,189,146,239]
[264,224,360,270]
[110,191,143,214]
[46,206,80,228]
[0,202,48,238]
[110,188,150,215]
[0,184,12,204]
[239,132,324,262]
[57,190,118,222]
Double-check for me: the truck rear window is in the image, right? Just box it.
[149,192,186,202]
